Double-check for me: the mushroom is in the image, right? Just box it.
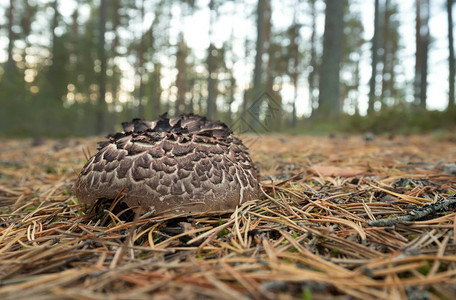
[75,113,259,215]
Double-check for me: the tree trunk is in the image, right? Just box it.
[368,0,380,114]
[241,89,248,133]
[448,0,455,111]
[381,0,390,103]
[137,0,145,118]
[151,64,162,119]
[206,0,216,120]
[262,0,279,130]
[420,1,430,110]
[188,78,195,114]
[414,0,430,109]
[308,0,318,113]
[273,47,284,131]
[291,20,299,128]
[176,33,187,115]
[354,56,361,116]
[251,0,266,128]
[48,0,58,100]
[207,43,215,120]
[213,75,219,118]
[227,73,235,126]
[97,0,107,134]
[5,0,15,81]
[317,0,346,117]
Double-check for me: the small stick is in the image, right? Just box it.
[368,197,456,227]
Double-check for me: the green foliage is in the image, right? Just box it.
[288,246,298,253]
[301,288,313,300]
[418,262,431,275]
[45,165,57,174]
[24,204,38,212]
[291,106,456,135]
[217,228,230,238]
[343,107,456,134]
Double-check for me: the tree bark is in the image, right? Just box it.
[48,0,58,100]
[317,0,346,117]
[151,64,162,120]
[381,0,390,103]
[251,0,266,128]
[291,20,299,127]
[137,0,145,118]
[97,0,107,134]
[368,0,380,114]
[227,73,235,126]
[414,0,430,109]
[206,0,216,120]
[5,0,15,81]
[176,33,187,115]
[308,0,318,113]
[448,0,455,111]
[420,2,430,110]
[207,43,215,120]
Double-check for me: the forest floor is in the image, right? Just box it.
[0,134,456,299]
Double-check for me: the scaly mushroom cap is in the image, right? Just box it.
[75,113,259,215]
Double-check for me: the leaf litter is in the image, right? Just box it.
[0,134,456,299]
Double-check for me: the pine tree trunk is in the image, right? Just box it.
[97,0,107,134]
[176,34,187,115]
[308,0,318,113]
[381,0,390,103]
[151,65,162,119]
[317,0,346,117]
[49,0,58,100]
[207,43,215,120]
[227,74,235,126]
[291,14,299,128]
[137,0,145,118]
[368,0,380,114]
[188,78,195,114]
[415,0,430,109]
[448,0,455,111]
[6,0,15,81]
[251,0,266,128]
[206,0,216,120]
[354,57,361,116]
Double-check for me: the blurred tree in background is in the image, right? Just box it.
[415,0,430,109]
[447,0,455,111]
[0,0,455,136]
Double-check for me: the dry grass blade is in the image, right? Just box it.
[370,184,434,204]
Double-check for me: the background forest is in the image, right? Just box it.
[0,0,455,136]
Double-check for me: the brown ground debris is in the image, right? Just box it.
[0,134,456,299]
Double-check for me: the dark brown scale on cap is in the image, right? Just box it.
[117,160,130,178]
[172,144,195,156]
[159,176,172,187]
[74,113,260,215]
[132,167,150,182]
[147,176,160,190]
[135,154,152,169]
[148,147,163,158]
[104,161,118,173]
